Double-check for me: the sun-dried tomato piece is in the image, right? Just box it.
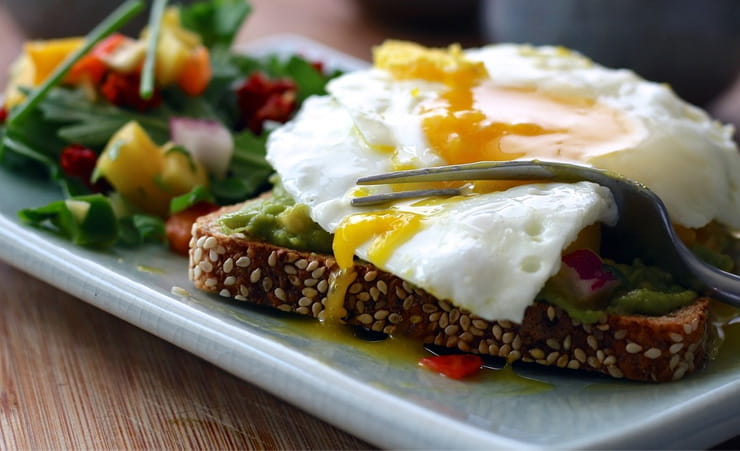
[0,106,7,123]
[236,72,297,134]
[100,71,162,111]
[419,354,483,379]
[59,144,108,192]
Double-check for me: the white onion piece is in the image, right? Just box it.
[170,117,234,178]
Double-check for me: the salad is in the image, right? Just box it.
[0,0,339,254]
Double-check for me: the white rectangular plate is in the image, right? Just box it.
[1,35,739,449]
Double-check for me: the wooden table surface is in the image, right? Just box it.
[1,0,739,449]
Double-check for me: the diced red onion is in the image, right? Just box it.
[170,117,233,178]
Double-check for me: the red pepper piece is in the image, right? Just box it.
[419,354,483,379]
[67,33,127,85]
[236,72,297,134]
[100,71,162,111]
[0,106,7,123]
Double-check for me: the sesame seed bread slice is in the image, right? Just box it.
[189,204,711,382]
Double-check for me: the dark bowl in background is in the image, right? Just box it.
[481,0,740,105]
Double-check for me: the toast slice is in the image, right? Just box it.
[189,203,711,382]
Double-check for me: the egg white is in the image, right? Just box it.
[266,44,740,322]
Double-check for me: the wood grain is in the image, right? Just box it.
[0,262,371,449]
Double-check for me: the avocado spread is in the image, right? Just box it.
[218,179,333,254]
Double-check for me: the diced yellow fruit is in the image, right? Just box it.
[4,54,34,108]
[95,122,210,216]
[155,30,192,85]
[25,37,84,84]
[160,143,209,194]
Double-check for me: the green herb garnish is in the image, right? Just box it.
[140,0,168,100]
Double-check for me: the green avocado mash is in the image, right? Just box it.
[218,178,333,254]
[538,259,697,323]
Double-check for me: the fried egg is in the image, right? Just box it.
[266,41,740,322]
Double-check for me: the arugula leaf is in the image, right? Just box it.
[19,194,119,247]
[180,0,252,52]
[169,184,215,214]
[265,55,334,102]
[118,214,166,246]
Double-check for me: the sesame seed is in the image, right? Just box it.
[603,355,616,366]
[587,356,601,368]
[236,256,251,267]
[196,236,206,247]
[298,297,312,307]
[395,287,407,299]
[306,260,319,272]
[472,319,488,330]
[304,278,318,287]
[439,312,449,329]
[231,232,246,239]
[224,276,236,286]
[274,288,288,302]
[670,343,684,354]
[239,285,249,296]
[587,335,598,350]
[567,360,580,370]
[673,362,688,380]
[374,310,389,320]
[644,348,662,359]
[502,332,514,344]
[546,352,559,365]
[444,325,460,336]
[171,286,190,297]
[546,338,560,350]
[492,325,503,341]
[371,320,385,332]
[250,268,261,283]
[547,306,556,322]
[556,354,569,368]
[438,300,452,312]
[203,237,217,249]
[317,279,329,293]
[296,306,310,315]
[205,278,217,287]
[312,267,326,279]
[199,261,213,273]
[193,266,202,279]
[262,277,273,291]
[607,365,624,378]
[369,287,380,301]
[295,259,308,270]
[429,312,441,322]
[512,335,521,350]
[683,323,692,334]
[669,332,684,343]
[596,350,605,362]
[209,250,219,262]
[508,350,521,361]
[302,287,319,298]
[625,343,643,354]
[349,282,363,294]
[498,344,511,357]
[402,281,414,293]
[193,248,203,262]
[470,326,484,337]
[376,280,388,295]
[219,289,231,297]
[488,343,499,355]
[363,270,377,282]
[268,251,277,267]
[402,297,414,311]
[669,354,680,370]
[422,304,438,314]
[446,336,459,348]
[449,309,460,324]
[614,329,628,340]
[278,304,293,312]
[499,320,512,329]
[223,258,234,273]
[234,295,247,301]
[563,335,572,351]
[459,332,474,343]
[357,292,370,302]
[574,348,586,363]
[460,315,471,331]
[357,314,373,325]
[311,302,323,317]
[284,265,297,275]
[530,348,545,360]
[388,313,403,324]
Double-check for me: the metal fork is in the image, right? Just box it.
[351,160,740,307]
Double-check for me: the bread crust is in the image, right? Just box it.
[189,204,710,382]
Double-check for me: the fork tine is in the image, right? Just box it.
[356,161,569,185]
[351,188,463,207]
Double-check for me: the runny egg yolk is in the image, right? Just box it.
[334,42,641,272]
[333,211,423,270]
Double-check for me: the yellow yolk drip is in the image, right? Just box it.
[333,211,423,270]
[322,268,357,322]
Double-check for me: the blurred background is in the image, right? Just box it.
[3,0,740,113]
